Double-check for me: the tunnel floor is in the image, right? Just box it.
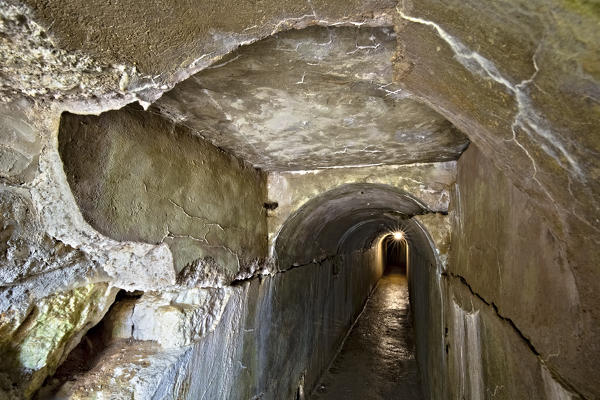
[312,267,424,400]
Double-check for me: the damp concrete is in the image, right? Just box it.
[313,267,424,400]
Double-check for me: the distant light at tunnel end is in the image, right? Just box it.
[392,231,405,241]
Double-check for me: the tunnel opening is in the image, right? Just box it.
[382,231,409,275]
[48,100,452,399]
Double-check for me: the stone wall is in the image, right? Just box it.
[445,145,589,398]
[0,101,270,397]
[1,0,597,398]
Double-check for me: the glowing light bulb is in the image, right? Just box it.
[392,231,404,241]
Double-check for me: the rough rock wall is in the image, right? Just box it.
[447,145,590,399]
[0,99,268,397]
[59,107,268,282]
[2,0,397,106]
[0,100,176,398]
[0,0,597,399]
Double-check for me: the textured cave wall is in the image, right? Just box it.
[0,102,134,398]
[19,0,396,80]
[59,106,268,282]
[447,145,590,399]
[0,0,597,399]
[0,101,269,397]
[394,0,600,233]
[2,0,397,106]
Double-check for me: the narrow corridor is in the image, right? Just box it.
[313,267,424,399]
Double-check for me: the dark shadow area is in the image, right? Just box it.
[382,234,408,275]
[36,290,143,399]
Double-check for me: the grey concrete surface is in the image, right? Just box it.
[313,268,424,400]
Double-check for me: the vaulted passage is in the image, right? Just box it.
[1,3,598,400]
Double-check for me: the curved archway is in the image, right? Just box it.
[274,183,430,267]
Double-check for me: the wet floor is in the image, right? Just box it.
[312,267,424,400]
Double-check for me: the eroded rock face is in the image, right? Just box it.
[103,287,231,349]
[59,107,268,281]
[0,190,88,286]
[0,1,137,103]
[0,103,41,184]
[0,0,597,399]
[0,102,178,398]
[0,283,118,398]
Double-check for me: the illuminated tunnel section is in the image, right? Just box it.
[274,183,446,398]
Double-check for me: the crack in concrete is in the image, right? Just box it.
[230,254,336,285]
[206,54,242,70]
[444,271,587,399]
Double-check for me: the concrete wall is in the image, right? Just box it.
[445,145,587,399]
[407,218,447,400]
[57,246,384,399]
[1,104,271,397]
[267,162,456,253]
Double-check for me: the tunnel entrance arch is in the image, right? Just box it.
[273,183,430,268]
[273,182,447,398]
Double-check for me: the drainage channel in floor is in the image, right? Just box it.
[312,267,424,400]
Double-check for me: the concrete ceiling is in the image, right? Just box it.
[152,26,469,171]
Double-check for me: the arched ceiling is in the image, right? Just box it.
[274,183,434,267]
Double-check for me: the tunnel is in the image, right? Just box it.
[0,2,598,400]
[273,183,443,399]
